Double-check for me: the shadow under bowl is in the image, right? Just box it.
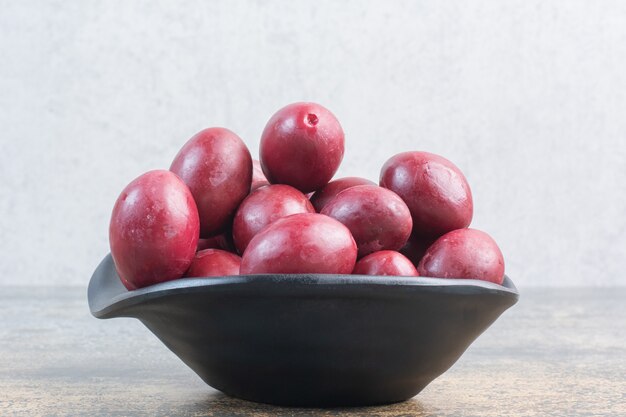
[88,254,519,407]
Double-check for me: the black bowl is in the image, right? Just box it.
[88,254,518,407]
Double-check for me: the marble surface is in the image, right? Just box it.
[1,286,624,416]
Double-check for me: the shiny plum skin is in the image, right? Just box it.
[399,234,438,267]
[233,184,315,254]
[185,249,241,277]
[417,228,505,284]
[353,250,419,276]
[109,170,200,290]
[170,127,252,237]
[380,151,473,238]
[240,213,357,274]
[309,177,375,212]
[260,102,344,193]
[321,185,412,258]
[251,159,269,191]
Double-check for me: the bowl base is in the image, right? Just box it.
[215,387,416,408]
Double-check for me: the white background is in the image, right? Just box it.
[1,0,625,287]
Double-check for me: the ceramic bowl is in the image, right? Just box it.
[88,254,518,407]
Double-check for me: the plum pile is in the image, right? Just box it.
[109,102,505,290]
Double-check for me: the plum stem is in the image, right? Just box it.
[306,113,319,126]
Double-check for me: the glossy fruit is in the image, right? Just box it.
[321,185,412,258]
[260,102,344,193]
[417,228,505,284]
[380,151,473,237]
[309,177,375,212]
[185,249,241,277]
[240,213,357,274]
[251,159,269,191]
[109,170,200,290]
[233,184,315,254]
[353,250,419,276]
[170,127,252,237]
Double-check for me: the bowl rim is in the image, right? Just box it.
[88,254,519,318]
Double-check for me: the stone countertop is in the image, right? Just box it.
[1,286,624,417]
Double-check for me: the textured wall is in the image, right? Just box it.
[1,0,625,287]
